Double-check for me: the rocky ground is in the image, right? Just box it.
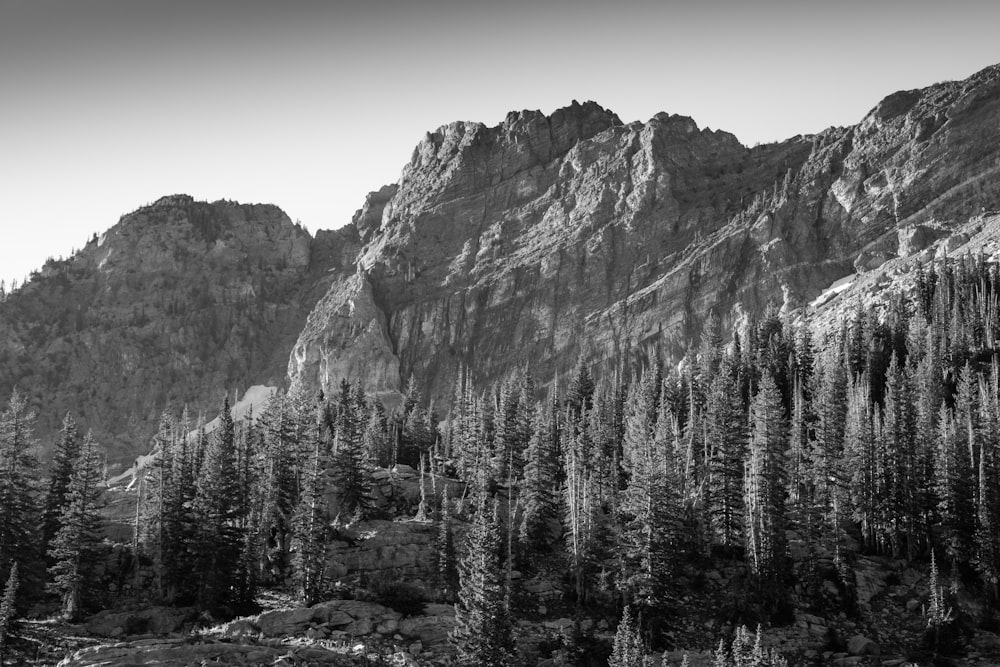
[4,527,995,666]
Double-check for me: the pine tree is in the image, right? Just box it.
[450,496,514,667]
[609,605,644,667]
[519,396,561,560]
[811,350,847,530]
[42,413,79,554]
[437,488,458,600]
[0,391,40,595]
[192,396,243,610]
[745,374,788,583]
[331,399,374,522]
[935,403,974,565]
[706,360,746,550]
[47,431,104,620]
[620,382,683,612]
[845,376,880,550]
[0,563,17,666]
[292,430,329,605]
[975,362,1000,592]
[362,401,391,468]
[254,391,300,584]
[567,356,595,420]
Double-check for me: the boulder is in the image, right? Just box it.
[897,225,943,256]
[847,633,879,656]
[345,617,375,636]
[399,613,456,646]
[84,606,191,637]
[936,232,971,258]
[256,607,315,637]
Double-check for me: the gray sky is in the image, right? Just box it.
[2,0,999,287]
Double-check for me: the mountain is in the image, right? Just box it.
[288,64,1000,403]
[0,195,359,465]
[4,64,1000,464]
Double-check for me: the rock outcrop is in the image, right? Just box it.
[58,638,358,666]
[289,64,1000,403]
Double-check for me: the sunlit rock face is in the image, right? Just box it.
[290,65,1000,403]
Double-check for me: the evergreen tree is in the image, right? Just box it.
[437,488,458,599]
[745,374,788,583]
[254,392,300,584]
[192,396,243,610]
[362,401,391,468]
[331,400,374,522]
[42,413,79,554]
[450,496,514,667]
[567,356,595,419]
[292,430,329,605]
[811,350,847,530]
[609,605,644,667]
[519,396,561,559]
[706,359,746,550]
[0,563,17,666]
[0,391,40,595]
[975,362,1000,592]
[935,403,975,565]
[620,383,683,613]
[47,431,104,620]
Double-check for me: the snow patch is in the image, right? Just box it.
[809,274,855,309]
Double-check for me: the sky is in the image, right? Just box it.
[1,0,999,288]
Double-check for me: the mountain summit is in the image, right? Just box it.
[288,64,1000,404]
[4,65,1000,463]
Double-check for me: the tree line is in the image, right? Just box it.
[2,255,1000,664]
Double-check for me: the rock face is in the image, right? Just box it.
[7,65,1000,463]
[289,65,1000,403]
[0,195,358,465]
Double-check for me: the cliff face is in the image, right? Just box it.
[289,65,1000,402]
[0,195,356,465]
[7,65,1000,464]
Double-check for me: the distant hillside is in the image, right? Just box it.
[0,195,359,466]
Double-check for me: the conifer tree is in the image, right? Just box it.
[745,374,788,583]
[935,404,974,565]
[331,400,373,522]
[706,359,746,550]
[880,353,919,558]
[47,431,104,620]
[192,396,243,610]
[975,363,1000,592]
[811,350,847,530]
[292,430,329,605]
[567,356,595,420]
[42,413,79,553]
[0,391,40,594]
[620,381,683,612]
[255,392,299,583]
[0,563,17,665]
[609,605,644,667]
[519,396,561,559]
[450,496,514,667]
[362,401,391,468]
[437,488,458,599]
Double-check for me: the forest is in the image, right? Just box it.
[3,254,1000,665]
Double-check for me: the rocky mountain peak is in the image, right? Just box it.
[290,63,1000,405]
[0,197,342,466]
